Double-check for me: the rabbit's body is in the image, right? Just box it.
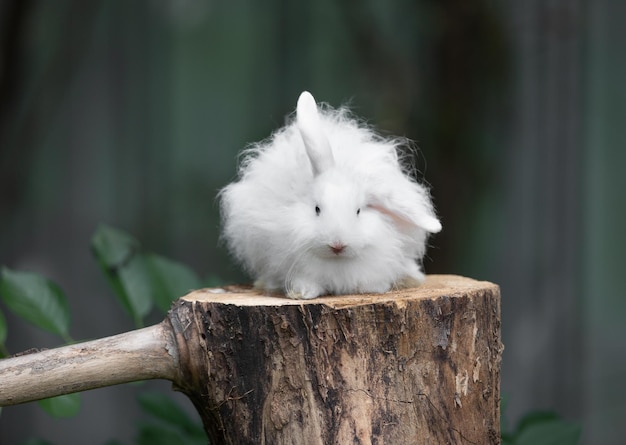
[220,92,441,299]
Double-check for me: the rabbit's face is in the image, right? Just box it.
[305,169,389,261]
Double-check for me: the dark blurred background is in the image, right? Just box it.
[0,1,624,444]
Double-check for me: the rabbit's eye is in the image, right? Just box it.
[356,208,361,216]
[315,206,321,216]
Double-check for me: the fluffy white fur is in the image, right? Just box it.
[219,91,441,299]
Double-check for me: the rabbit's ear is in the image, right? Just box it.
[297,91,335,176]
[369,189,442,234]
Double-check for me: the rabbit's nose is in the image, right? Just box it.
[329,242,346,255]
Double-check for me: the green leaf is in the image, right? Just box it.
[137,392,205,438]
[91,224,139,267]
[136,424,186,445]
[516,410,560,433]
[0,307,7,358]
[145,255,202,313]
[0,306,7,344]
[37,393,81,418]
[117,255,153,325]
[516,419,582,445]
[91,225,152,326]
[501,436,515,445]
[0,268,71,341]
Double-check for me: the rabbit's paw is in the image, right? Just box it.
[287,281,325,300]
[391,274,424,290]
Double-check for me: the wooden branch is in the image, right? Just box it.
[0,320,179,406]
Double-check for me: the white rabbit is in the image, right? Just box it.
[219,91,441,299]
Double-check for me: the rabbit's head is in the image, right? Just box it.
[295,92,441,263]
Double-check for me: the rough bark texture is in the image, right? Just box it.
[170,275,503,445]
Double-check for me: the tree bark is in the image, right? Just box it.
[171,275,503,445]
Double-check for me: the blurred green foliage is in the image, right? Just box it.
[0,225,207,444]
[501,397,581,445]
[0,269,73,343]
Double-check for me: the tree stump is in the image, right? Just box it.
[0,275,502,444]
[170,275,503,445]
